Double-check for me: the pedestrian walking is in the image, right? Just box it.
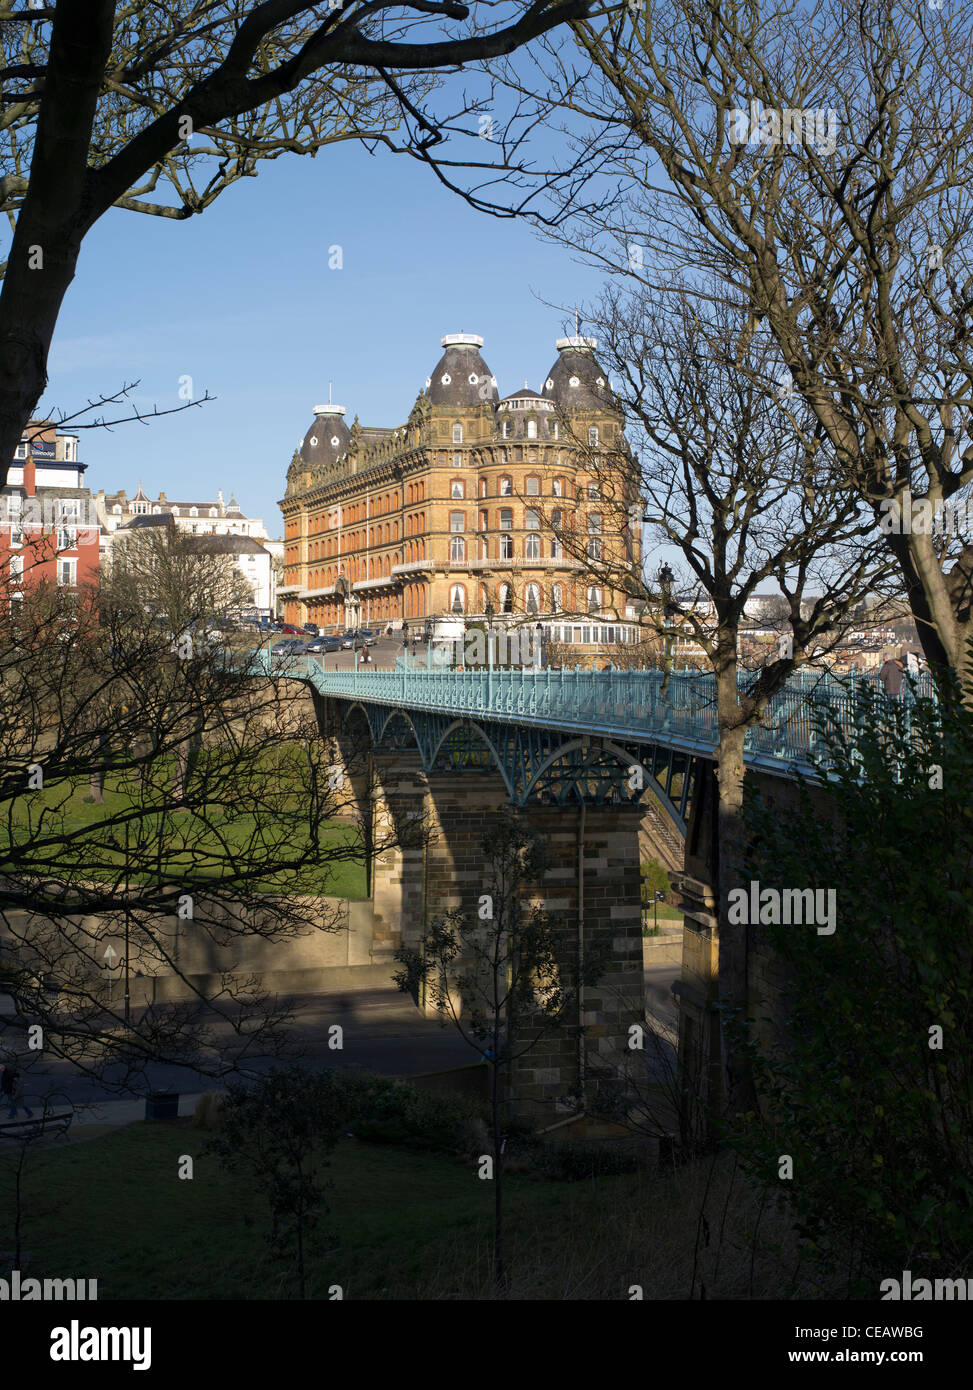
[1,1065,33,1120]
[879,654,905,696]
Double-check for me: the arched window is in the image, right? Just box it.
[450,583,466,612]
[171,506,180,516]
[587,586,602,612]
[552,583,564,613]
[502,420,510,439]
[190,506,198,517]
[500,476,513,496]
[450,536,466,562]
[588,426,599,446]
[526,476,539,495]
[498,583,513,613]
[209,507,218,518]
[525,582,540,614]
[552,477,563,497]
[452,423,463,444]
[525,533,541,559]
[527,419,537,439]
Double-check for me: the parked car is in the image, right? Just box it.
[303,622,320,637]
[305,634,342,653]
[345,627,377,649]
[340,631,356,649]
[270,637,308,656]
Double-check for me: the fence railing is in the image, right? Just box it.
[241,651,934,773]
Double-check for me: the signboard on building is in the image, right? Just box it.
[31,439,56,458]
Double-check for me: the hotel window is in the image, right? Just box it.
[10,554,23,583]
[500,534,514,559]
[527,419,537,439]
[525,508,540,530]
[480,478,488,497]
[587,586,602,612]
[500,476,513,496]
[451,480,465,499]
[498,583,513,613]
[525,533,541,559]
[526,476,539,496]
[552,583,563,613]
[209,507,218,517]
[479,536,489,560]
[587,535,602,560]
[172,506,180,516]
[588,512,602,532]
[588,484,600,500]
[63,438,76,461]
[14,442,27,460]
[57,557,77,587]
[450,583,466,611]
[552,477,563,496]
[479,509,488,531]
[552,421,559,440]
[450,536,466,562]
[525,582,540,613]
[453,453,462,467]
[452,423,463,444]
[502,420,510,439]
[499,508,513,530]
[190,507,198,517]
[450,511,465,532]
[588,426,599,446]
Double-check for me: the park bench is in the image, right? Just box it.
[0,1111,73,1141]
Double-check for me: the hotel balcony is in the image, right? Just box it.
[390,559,434,577]
[352,574,401,591]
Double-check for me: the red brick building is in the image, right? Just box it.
[1,421,100,604]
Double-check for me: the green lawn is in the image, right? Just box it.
[0,1118,815,1300]
[3,754,367,899]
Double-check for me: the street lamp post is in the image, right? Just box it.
[658,564,675,677]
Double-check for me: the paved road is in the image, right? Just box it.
[4,961,681,1112]
[3,985,482,1117]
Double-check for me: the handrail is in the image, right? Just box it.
[239,650,935,775]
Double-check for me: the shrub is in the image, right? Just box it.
[727,672,973,1296]
[330,1072,485,1155]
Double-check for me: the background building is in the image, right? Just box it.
[279,332,643,638]
[95,484,269,540]
[1,421,99,602]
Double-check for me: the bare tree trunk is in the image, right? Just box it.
[715,658,758,1116]
[0,2,115,484]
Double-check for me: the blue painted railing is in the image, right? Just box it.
[244,650,935,777]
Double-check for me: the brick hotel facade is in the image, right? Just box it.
[278,333,643,638]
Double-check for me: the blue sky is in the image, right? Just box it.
[42,135,609,538]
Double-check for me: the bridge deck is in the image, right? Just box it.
[250,654,934,780]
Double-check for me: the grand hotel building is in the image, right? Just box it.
[279,332,642,638]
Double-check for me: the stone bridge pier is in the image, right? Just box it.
[314,700,646,1122]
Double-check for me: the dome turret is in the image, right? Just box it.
[541,336,614,413]
[299,403,350,468]
[424,333,498,407]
